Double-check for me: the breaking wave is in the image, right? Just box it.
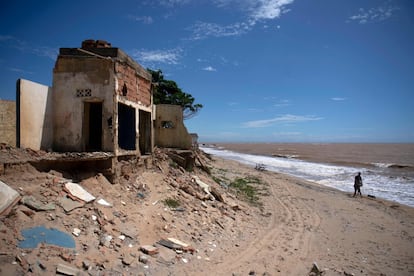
[201,146,414,208]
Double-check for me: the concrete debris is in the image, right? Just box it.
[309,262,324,276]
[1,147,261,274]
[122,254,135,265]
[140,245,159,255]
[96,198,112,207]
[0,180,20,216]
[64,182,95,203]
[158,238,194,253]
[139,254,149,264]
[59,196,84,212]
[192,175,211,195]
[100,234,113,247]
[56,263,82,276]
[21,195,55,211]
[72,228,81,237]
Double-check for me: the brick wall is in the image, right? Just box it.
[115,63,151,106]
[0,100,16,146]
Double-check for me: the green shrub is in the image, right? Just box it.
[229,177,262,206]
[163,198,180,208]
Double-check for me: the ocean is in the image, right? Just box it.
[200,143,414,208]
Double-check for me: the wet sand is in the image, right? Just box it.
[202,156,414,275]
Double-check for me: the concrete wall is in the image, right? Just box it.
[154,104,192,149]
[17,79,53,150]
[0,100,16,146]
[53,57,115,152]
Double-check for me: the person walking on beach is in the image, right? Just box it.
[353,172,363,197]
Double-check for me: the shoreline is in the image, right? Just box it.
[204,155,414,275]
[1,148,413,275]
[201,144,414,208]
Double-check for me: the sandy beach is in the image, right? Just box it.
[200,156,414,275]
[1,147,413,275]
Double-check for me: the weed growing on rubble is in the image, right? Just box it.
[163,198,181,208]
[229,177,263,206]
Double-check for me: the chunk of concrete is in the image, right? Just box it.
[56,263,82,275]
[0,180,20,215]
[21,195,55,211]
[64,182,95,203]
[140,245,159,255]
[59,197,84,212]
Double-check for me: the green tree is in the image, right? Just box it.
[149,69,203,119]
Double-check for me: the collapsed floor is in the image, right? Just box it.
[0,146,269,275]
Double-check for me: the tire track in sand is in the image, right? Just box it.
[215,172,321,274]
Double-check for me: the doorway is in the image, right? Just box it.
[84,102,102,151]
[139,110,152,155]
[118,103,136,150]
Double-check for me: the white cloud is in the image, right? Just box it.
[8,67,34,74]
[331,97,346,101]
[187,0,294,40]
[131,48,182,65]
[348,4,399,24]
[242,114,323,128]
[188,21,249,40]
[249,0,294,25]
[0,35,57,60]
[128,15,153,24]
[202,66,217,71]
[158,0,191,7]
[274,99,291,107]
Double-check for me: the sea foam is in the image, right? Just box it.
[201,146,414,208]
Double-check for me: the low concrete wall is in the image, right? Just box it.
[154,104,192,149]
[17,79,53,150]
[0,100,16,146]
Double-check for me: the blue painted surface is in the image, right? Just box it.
[18,226,76,248]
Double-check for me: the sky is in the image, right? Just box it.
[1,0,413,143]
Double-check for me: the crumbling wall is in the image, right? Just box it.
[52,57,115,152]
[115,63,152,107]
[0,100,16,146]
[154,104,192,149]
[17,79,53,150]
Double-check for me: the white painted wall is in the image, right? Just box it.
[52,70,115,152]
[18,79,53,150]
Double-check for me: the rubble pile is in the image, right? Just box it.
[0,147,258,275]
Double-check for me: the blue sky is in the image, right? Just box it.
[1,0,413,143]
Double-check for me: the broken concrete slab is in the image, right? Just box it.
[157,238,194,253]
[21,195,55,211]
[192,175,211,194]
[157,239,182,251]
[96,198,112,207]
[0,180,21,216]
[64,182,95,203]
[140,245,159,255]
[56,263,83,276]
[58,196,84,212]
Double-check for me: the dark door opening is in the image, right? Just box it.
[139,110,152,155]
[118,103,136,150]
[84,102,102,151]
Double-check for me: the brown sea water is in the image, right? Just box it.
[203,143,414,207]
[213,143,414,170]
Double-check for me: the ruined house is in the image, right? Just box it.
[53,40,153,156]
[2,40,196,180]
